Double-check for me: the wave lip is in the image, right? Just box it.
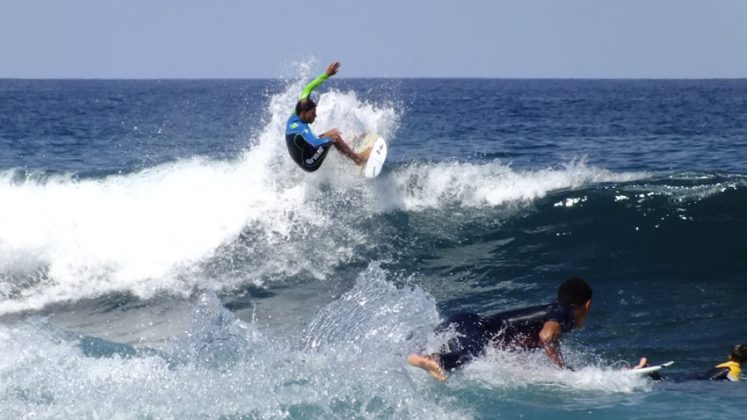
[382,159,648,212]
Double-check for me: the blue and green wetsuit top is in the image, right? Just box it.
[285,73,334,172]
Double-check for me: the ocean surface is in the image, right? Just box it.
[1,74,746,419]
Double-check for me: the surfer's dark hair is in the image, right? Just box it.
[295,98,316,115]
[730,344,746,363]
[557,277,592,306]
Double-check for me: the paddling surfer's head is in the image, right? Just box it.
[730,344,746,363]
[557,277,592,328]
[296,99,317,123]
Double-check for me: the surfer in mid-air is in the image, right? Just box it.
[285,61,370,172]
[407,278,593,381]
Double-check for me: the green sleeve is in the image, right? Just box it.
[299,73,329,100]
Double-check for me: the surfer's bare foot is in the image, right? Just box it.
[633,357,649,369]
[407,354,448,382]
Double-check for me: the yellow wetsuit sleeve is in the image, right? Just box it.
[715,361,741,381]
[299,73,329,100]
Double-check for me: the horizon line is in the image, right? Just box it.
[2,76,747,81]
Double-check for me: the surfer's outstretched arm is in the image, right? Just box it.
[299,62,340,100]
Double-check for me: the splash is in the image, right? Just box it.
[0,267,464,419]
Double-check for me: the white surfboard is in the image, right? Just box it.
[626,361,674,375]
[359,133,388,179]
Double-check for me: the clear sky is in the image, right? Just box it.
[1,0,746,79]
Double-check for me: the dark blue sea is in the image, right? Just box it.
[1,75,746,419]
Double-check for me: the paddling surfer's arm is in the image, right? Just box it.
[539,320,567,369]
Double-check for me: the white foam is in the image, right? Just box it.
[458,349,654,394]
[377,159,645,212]
[0,159,268,312]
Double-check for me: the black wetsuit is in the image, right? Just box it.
[435,303,575,371]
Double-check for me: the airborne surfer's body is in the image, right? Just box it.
[285,62,369,172]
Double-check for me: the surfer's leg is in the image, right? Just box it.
[350,134,373,163]
[633,357,649,369]
[301,149,329,172]
[407,353,448,382]
[408,313,485,380]
[632,357,663,380]
[357,143,373,162]
[330,136,365,166]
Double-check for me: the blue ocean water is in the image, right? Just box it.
[1,75,746,419]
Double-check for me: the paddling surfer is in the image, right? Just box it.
[407,278,593,381]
